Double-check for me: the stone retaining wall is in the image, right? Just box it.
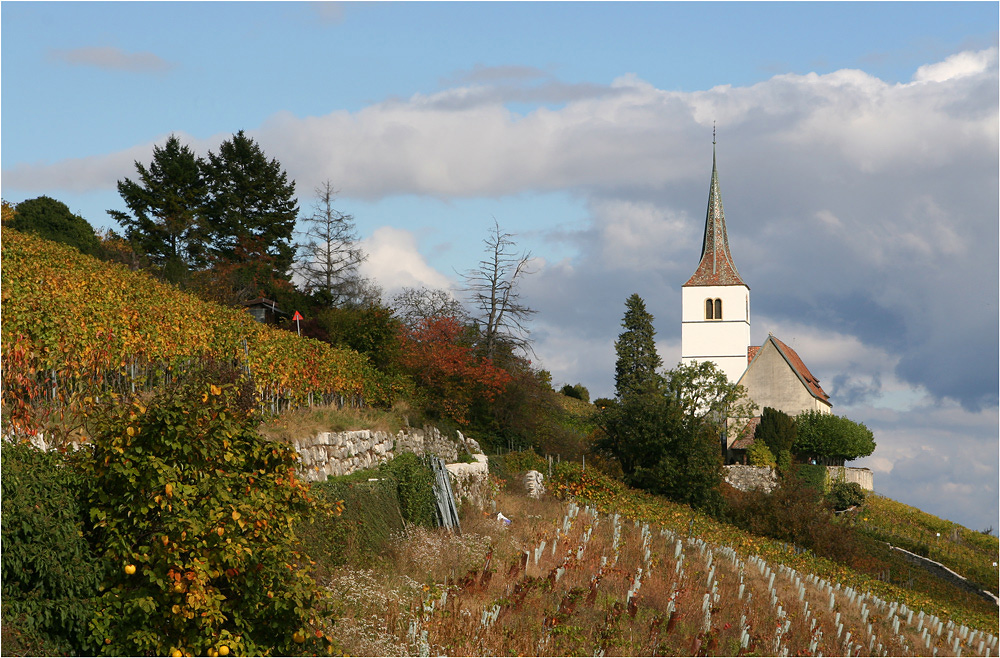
[724,465,875,493]
[292,425,491,511]
[827,466,874,491]
[445,454,491,508]
[724,465,778,492]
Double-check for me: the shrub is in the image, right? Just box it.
[1,442,105,655]
[746,440,776,467]
[724,473,860,563]
[795,463,828,492]
[82,363,331,656]
[828,481,866,510]
[379,453,437,528]
[301,474,404,574]
[559,383,590,403]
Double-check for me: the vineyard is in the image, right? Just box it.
[322,482,999,657]
[1,229,403,441]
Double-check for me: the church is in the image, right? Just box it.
[680,143,832,461]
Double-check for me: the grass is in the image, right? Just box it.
[843,494,999,596]
[313,477,998,656]
[258,401,409,442]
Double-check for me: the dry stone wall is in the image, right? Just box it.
[292,425,485,483]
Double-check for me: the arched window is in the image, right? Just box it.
[705,299,714,319]
[714,298,722,320]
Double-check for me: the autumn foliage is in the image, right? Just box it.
[397,316,512,425]
[1,229,403,444]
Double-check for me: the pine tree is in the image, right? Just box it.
[614,293,662,400]
[109,135,208,281]
[203,131,298,295]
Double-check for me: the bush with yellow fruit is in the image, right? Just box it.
[83,364,332,656]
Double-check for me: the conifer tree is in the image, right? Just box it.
[203,131,298,294]
[109,135,208,281]
[755,406,796,469]
[614,293,662,400]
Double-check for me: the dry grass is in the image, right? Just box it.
[258,402,408,442]
[320,490,998,656]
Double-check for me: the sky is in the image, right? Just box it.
[2,2,998,532]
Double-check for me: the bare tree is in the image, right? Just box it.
[295,181,366,307]
[464,218,536,358]
[393,286,467,328]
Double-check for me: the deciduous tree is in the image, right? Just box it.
[9,196,100,256]
[393,286,467,328]
[794,410,876,462]
[464,219,535,358]
[397,315,511,425]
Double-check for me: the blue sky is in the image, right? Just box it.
[3,2,998,532]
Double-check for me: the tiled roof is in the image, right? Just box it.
[767,335,830,403]
[730,416,760,450]
[683,146,748,288]
[747,345,761,363]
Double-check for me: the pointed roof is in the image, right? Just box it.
[746,334,831,404]
[683,144,748,288]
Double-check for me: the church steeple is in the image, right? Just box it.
[683,142,747,288]
[679,138,751,385]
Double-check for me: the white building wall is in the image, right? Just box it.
[681,284,750,383]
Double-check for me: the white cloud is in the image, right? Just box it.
[913,47,998,83]
[358,227,454,296]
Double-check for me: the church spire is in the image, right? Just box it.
[683,140,747,288]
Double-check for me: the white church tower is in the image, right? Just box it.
[681,142,750,384]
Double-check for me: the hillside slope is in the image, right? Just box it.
[1,229,399,437]
[318,481,998,657]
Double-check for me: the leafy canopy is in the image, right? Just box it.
[794,410,876,461]
[9,196,100,256]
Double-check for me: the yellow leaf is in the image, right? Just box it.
[126,426,135,437]
[210,384,222,396]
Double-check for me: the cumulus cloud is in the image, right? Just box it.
[4,44,996,531]
[49,46,175,74]
[850,401,998,531]
[358,227,455,296]
[913,47,998,83]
